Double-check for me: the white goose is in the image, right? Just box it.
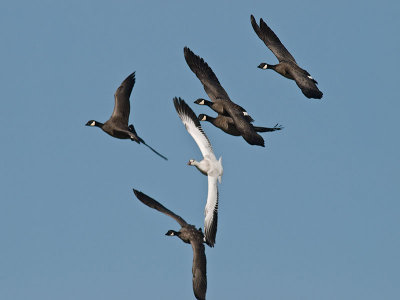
[174,97,223,247]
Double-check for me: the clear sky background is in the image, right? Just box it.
[1,0,399,299]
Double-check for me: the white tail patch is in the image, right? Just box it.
[243,111,249,116]
[308,75,313,80]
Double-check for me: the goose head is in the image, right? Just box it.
[198,114,208,122]
[194,98,206,105]
[187,159,196,166]
[165,230,180,236]
[85,120,102,127]
[257,63,270,70]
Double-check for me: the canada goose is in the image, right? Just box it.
[194,98,254,123]
[250,15,323,99]
[85,72,167,160]
[198,114,282,137]
[173,97,222,247]
[133,189,207,300]
[184,47,265,147]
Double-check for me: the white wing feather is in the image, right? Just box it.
[177,107,216,160]
[204,175,219,246]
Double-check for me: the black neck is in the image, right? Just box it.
[206,115,215,122]
[268,64,277,70]
[94,121,104,128]
[203,99,213,107]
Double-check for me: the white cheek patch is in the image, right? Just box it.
[262,64,268,69]
[199,100,205,105]
[201,115,207,121]
[90,121,96,126]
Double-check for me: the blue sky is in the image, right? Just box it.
[1,0,399,299]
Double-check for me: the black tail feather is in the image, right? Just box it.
[254,124,283,133]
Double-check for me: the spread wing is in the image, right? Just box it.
[184,47,231,103]
[191,240,207,300]
[204,175,218,247]
[174,97,216,160]
[111,72,135,123]
[184,47,255,121]
[133,189,188,228]
[251,15,296,64]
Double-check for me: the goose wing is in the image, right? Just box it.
[191,240,207,300]
[290,69,323,99]
[251,15,296,64]
[184,47,254,120]
[133,189,188,228]
[204,175,219,247]
[174,97,216,159]
[110,72,135,124]
[184,47,230,103]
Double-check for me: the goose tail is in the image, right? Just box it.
[254,124,283,133]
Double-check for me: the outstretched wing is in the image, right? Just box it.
[133,189,188,228]
[204,175,219,247]
[111,72,135,123]
[184,47,231,103]
[251,15,296,64]
[174,97,216,159]
[191,241,207,300]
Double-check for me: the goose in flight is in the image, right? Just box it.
[194,98,254,123]
[133,189,207,300]
[250,15,323,99]
[173,97,222,247]
[184,47,266,147]
[85,72,167,160]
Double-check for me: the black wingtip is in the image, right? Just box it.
[133,189,141,198]
[173,97,202,129]
[183,46,192,57]
[133,189,158,209]
[243,134,265,147]
[304,89,323,99]
[126,71,136,82]
[250,14,260,33]
[205,240,214,248]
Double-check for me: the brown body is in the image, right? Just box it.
[85,73,167,160]
[251,15,323,99]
